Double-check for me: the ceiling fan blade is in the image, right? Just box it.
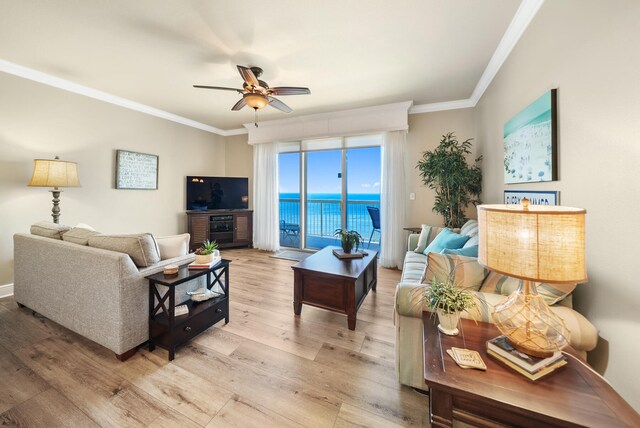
[269,87,311,96]
[231,98,247,111]
[237,65,259,87]
[193,85,243,93]
[268,96,293,113]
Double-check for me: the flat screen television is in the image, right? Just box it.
[186,176,249,211]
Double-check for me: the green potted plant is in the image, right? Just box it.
[194,240,219,264]
[334,229,363,253]
[416,132,482,228]
[423,277,477,335]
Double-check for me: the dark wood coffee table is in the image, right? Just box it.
[423,311,640,427]
[292,246,377,330]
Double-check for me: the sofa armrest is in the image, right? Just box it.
[408,234,420,252]
[395,281,427,318]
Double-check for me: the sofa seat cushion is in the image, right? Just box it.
[30,221,70,239]
[62,227,101,245]
[88,233,161,267]
[479,271,577,306]
[402,251,427,282]
[423,252,488,291]
[155,233,190,260]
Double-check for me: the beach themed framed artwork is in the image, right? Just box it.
[503,89,557,184]
[504,190,559,206]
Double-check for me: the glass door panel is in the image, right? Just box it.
[305,150,343,249]
[346,147,381,251]
[278,152,301,248]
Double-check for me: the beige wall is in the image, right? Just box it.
[224,134,253,209]
[406,109,477,227]
[475,0,640,410]
[0,72,226,285]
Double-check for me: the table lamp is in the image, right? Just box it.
[28,156,81,224]
[477,199,587,357]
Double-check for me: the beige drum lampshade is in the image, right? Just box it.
[28,157,81,188]
[477,204,587,284]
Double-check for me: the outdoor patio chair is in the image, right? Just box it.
[280,220,300,243]
[366,206,381,248]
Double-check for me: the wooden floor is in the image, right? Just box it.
[0,248,429,427]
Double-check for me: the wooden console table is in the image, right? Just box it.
[423,312,640,427]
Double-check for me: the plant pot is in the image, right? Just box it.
[341,242,354,253]
[195,249,219,264]
[436,308,460,335]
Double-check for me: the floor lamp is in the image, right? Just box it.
[28,156,81,224]
[477,200,587,358]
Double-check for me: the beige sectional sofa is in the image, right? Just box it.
[394,220,599,389]
[13,225,198,359]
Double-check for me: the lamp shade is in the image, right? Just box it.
[477,204,587,284]
[28,158,81,188]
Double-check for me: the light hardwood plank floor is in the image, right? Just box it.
[0,248,428,427]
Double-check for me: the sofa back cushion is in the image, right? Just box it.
[30,221,70,239]
[422,252,487,291]
[62,227,101,245]
[155,233,190,260]
[88,233,160,267]
[479,271,577,306]
[459,219,479,237]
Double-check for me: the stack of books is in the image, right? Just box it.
[188,257,221,270]
[486,335,567,381]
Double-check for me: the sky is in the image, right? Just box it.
[279,147,381,195]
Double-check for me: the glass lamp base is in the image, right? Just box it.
[492,280,570,358]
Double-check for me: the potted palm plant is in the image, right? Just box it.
[416,132,482,228]
[334,229,363,253]
[423,277,477,335]
[194,240,219,264]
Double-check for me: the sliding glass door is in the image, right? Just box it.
[278,136,381,251]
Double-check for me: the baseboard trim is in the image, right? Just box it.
[0,283,14,298]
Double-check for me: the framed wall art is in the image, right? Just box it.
[116,150,158,190]
[504,89,557,184]
[504,190,559,206]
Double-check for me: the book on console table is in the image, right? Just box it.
[332,249,368,259]
[188,257,221,270]
[487,335,563,373]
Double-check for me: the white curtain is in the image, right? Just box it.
[252,142,280,252]
[380,130,407,269]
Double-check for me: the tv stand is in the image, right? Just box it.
[187,210,253,251]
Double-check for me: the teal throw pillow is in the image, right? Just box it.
[441,245,479,258]
[422,228,470,255]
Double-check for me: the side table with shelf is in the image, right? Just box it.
[146,260,230,361]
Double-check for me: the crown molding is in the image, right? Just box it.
[409,99,475,114]
[0,59,229,136]
[469,0,544,105]
[0,0,543,135]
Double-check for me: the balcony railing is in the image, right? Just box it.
[280,198,380,246]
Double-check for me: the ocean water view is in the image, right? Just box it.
[279,193,381,248]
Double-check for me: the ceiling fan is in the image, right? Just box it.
[194,65,311,115]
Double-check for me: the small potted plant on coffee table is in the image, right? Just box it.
[423,277,477,336]
[194,240,219,264]
[334,229,363,254]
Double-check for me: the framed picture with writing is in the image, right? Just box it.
[504,190,559,206]
[116,150,158,190]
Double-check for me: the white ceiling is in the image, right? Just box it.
[0,0,523,132]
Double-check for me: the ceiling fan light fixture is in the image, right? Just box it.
[243,93,269,110]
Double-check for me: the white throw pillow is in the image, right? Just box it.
[155,233,191,260]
